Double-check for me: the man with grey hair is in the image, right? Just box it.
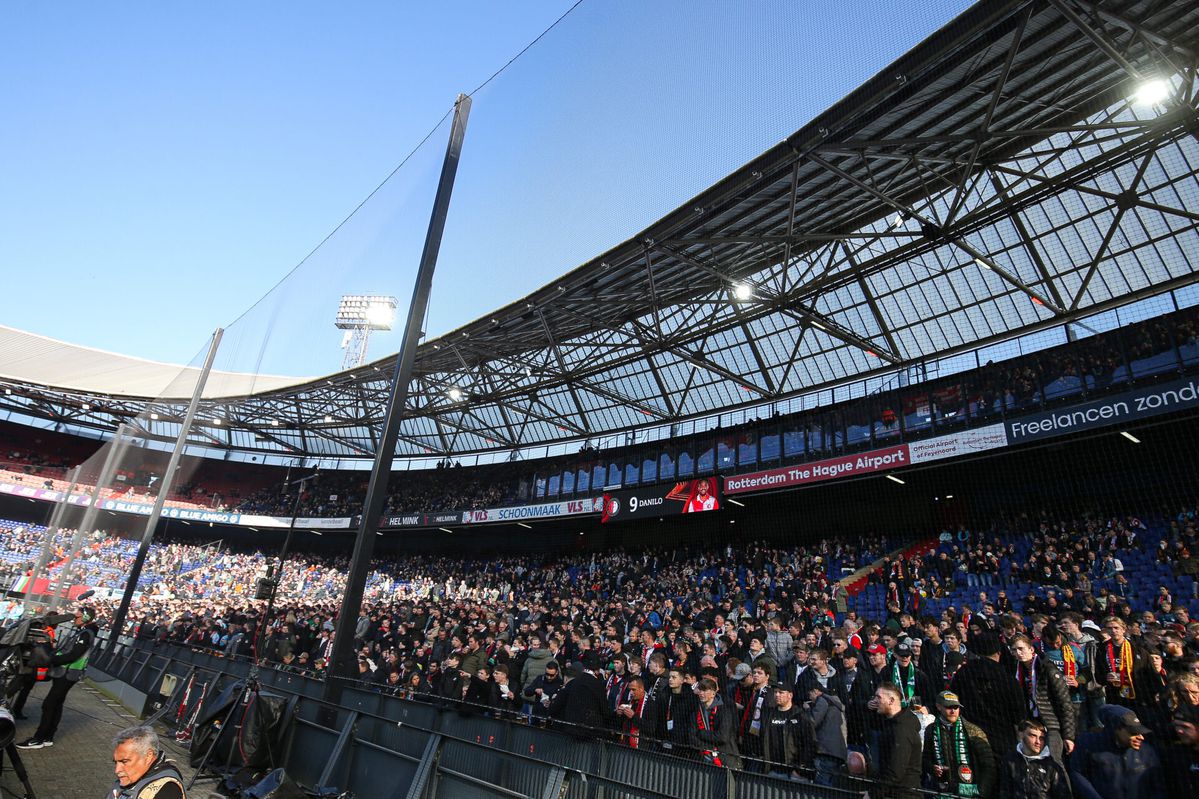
[109,725,186,799]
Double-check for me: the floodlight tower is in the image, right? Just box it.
[335,294,398,369]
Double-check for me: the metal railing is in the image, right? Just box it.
[91,635,902,799]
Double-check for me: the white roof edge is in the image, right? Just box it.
[0,324,315,400]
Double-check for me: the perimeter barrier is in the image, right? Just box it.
[90,635,871,799]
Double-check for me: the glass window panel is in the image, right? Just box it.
[641,454,658,483]
[624,461,639,485]
[678,447,695,477]
[759,431,780,462]
[547,474,560,497]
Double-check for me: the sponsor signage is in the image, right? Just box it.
[908,424,1007,464]
[101,500,243,525]
[1005,377,1199,444]
[725,444,910,495]
[602,477,721,523]
[460,497,603,525]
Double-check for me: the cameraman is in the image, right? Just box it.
[16,605,98,749]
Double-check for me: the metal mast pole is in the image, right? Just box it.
[48,426,133,613]
[22,465,81,614]
[325,94,471,699]
[106,328,224,649]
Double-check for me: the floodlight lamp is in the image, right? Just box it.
[365,302,395,328]
[448,387,464,402]
[1132,77,1171,107]
[324,415,334,423]
[81,403,90,411]
[150,413,159,420]
[732,283,753,301]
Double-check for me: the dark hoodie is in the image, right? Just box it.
[1069,705,1164,799]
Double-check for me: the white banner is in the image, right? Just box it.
[907,423,1007,464]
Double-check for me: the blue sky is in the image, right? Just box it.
[0,1,972,378]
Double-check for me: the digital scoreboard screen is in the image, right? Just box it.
[601,477,721,523]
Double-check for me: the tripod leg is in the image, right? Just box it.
[2,744,37,799]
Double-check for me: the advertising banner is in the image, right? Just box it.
[724,444,910,495]
[908,424,1007,464]
[602,477,721,523]
[1005,377,1199,444]
[99,499,243,525]
[460,497,602,525]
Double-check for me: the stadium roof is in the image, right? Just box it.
[3,0,1199,461]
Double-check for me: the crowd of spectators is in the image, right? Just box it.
[7,502,1199,795]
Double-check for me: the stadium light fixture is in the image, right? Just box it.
[1120,430,1142,444]
[213,418,222,426]
[150,413,159,420]
[946,494,954,499]
[81,403,90,411]
[886,474,906,485]
[448,387,464,402]
[272,419,280,426]
[1132,77,1171,107]
[310,531,323,536]
[732,283,753,301]
[439,527,453,533]
[517,522,532,529]
[974,257,993,271]
[727,498,745,507]
[324,415,334,423]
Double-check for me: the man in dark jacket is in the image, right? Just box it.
[692,677,741,769]
[762,682,816,780]
[1009,634,1075,768]
[872,682,922,798]
[651,667,699,755]
[923,690,996,798]
[523,660,564,722]
[1069,705,1163,799]
[951,632,1026,759]
[999,719,1070,799]
[805,683,848,786]
[549,662,609,740]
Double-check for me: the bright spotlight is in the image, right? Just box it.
[365,302,395,327]
[1132,78,1170,107]
[448,387,463,402]
[732,283,753,301]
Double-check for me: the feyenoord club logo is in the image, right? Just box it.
[605,497,620,518]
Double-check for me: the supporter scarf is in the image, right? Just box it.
[1060,644,1076,682]
[891,660,917,706]
[696,703,724,767]
[624,694,647,749]
[740,686,767,736]
[1105,639,1136,699]
[932,720,980,797]
[1016,657,1039,717]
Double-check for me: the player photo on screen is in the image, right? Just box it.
[681,477,719,512]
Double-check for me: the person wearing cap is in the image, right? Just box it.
[1163,703,1199,796]
[889,639,935,710]
[727,661,755,713]
[17,604,98,750]
[759,681,816,781]
[1069,704,1163,799]
[999,718,1070,799]
[548,661,609,740]
[804,679,847,786]
[923,690,996,798]
[950,632,1027,760]
[840,644,872,748]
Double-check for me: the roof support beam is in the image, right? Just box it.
[1045,0,1146,82]
[1069,142,1158,310]
[986,170,1069,310]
